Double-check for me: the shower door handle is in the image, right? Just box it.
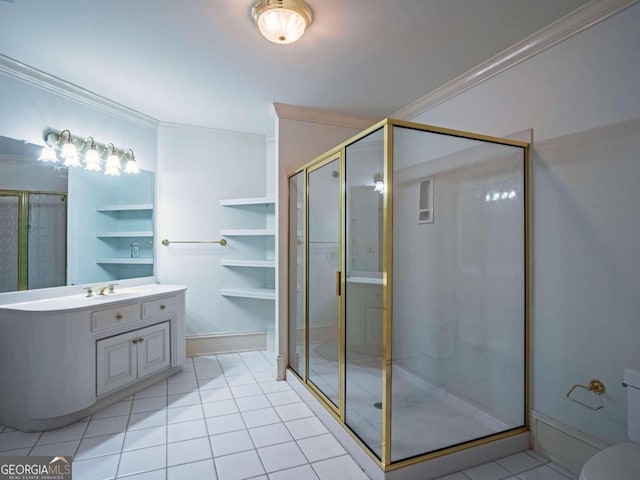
[335,271,341,296]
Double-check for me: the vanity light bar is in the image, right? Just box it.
[39,129,140,175]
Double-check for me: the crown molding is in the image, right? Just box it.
[158,121,266,141]
[393,0,640,120]
[272,103,378,130]
[0,54,159,129]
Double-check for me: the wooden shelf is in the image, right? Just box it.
[220,259,275,268]
[220,288,276,300]
[96,231,154,238]
[97,204,154,212]
[96,258,154,265]
[220,229,275,236]
[219,197,275,206]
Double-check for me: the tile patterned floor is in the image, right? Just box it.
[0,350,577,480]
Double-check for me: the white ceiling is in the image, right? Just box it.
[0,0,590,136]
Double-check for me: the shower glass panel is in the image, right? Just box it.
[307,157,342,407]
[0,194,19,293]
[344,128,385,458]
[27,193,66,290]
[391,126,526,461]
[288,172,305,377]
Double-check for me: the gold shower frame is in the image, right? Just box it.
[286,118,530,472]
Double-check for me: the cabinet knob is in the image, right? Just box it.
[138,337,144,343]
[160,304,166,310]
[116,313,123,320]
[132,339,138,344]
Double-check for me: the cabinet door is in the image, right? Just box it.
[96,331,138,396]
[137,321,171,379]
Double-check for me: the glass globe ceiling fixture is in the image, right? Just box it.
[251,0,313,45]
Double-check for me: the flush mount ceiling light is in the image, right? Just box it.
[251,0,313,45]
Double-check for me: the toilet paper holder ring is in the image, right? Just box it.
[566,379,606,411]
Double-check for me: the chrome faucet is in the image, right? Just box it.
[84,286,94,297]
[97,284,118,295]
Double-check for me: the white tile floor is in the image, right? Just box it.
[0,350,577,480]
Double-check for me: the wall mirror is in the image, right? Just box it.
[0,135,155,293]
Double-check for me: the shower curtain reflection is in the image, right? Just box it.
[0,191,67,292]
[27,193,67,290]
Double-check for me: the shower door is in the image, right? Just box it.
[306,156,342,408]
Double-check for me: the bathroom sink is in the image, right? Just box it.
[0,284,186,312]
[90,292,139,301]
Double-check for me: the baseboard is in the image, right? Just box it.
[186,331,267,356]
[530,410,609,474]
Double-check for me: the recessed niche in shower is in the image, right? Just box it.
[418,176,434,224]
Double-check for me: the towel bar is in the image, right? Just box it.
[566,379,606,411]
[161,239,227,246]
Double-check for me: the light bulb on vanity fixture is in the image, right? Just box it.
[105,143,121,176]
[60,130,80,167]
[124,149,140,174]
[84,137,101,171]
[38,144,58,162]
[251,0,313,45]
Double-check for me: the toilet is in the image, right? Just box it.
[579,368,640,480]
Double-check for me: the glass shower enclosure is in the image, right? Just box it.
[288,119,529,470]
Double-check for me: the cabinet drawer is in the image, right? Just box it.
[142,296,178,319]
[92,303,140,332]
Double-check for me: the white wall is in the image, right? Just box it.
[156,124,269,336]
[401,4,640,445]
[266,137,276,199]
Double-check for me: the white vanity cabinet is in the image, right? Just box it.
[0,284,186,432]
[96,321,170,396]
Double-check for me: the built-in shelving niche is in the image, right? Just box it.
[219,197,275,301]
[96,203,154,278]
